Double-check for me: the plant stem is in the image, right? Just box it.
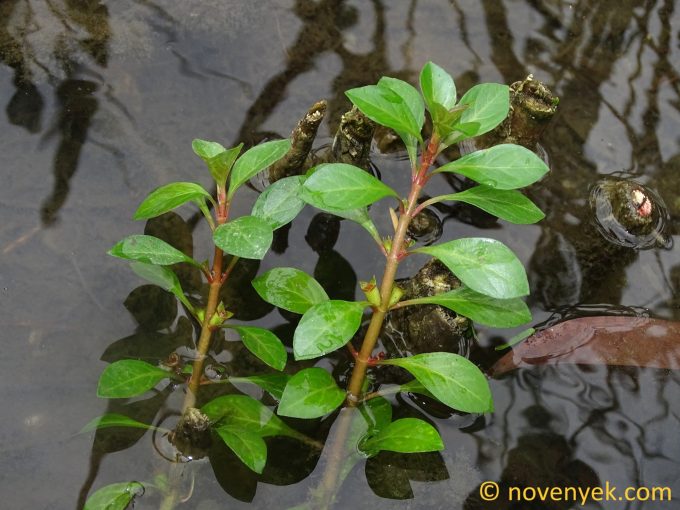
[160,196,230,510]
[316,137,439,509]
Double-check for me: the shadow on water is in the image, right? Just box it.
[2,0,680,508]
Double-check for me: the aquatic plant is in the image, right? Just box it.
[83,61,548,509]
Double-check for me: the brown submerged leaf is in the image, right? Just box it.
[490,316,680,377]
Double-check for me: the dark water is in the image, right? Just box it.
[2,1,680,508]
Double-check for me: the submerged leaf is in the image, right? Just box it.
[84,482,144,510]
[80,413,163,434]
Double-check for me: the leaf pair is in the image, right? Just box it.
[192,138,291,197]
[252,268,365,360]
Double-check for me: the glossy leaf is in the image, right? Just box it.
[435,144,549,190]
[293,300,365,360]
[97,359,171,398]
[133,182,213,220]
[406,285,531,327]
[380,352,493,413]
[251,175,306,229]
[84,482,144,510]
[213,215,273,260]
[80,413,163,433]
[192,139,243,187]
[415,237,529,299]
[192,139,226,160]
[108,235,200,268]
[443,185,544,224]
[420,61,457,111]
[361,418,444,455]
[130,262,194,313]
[278,367,345,419]
[446,83,509,142]
[252,267,329,314]
[202,394,304,440]
[230,326,287,371]
[378,76,425,166]
[229,373,290,400]
[302,163,397,211]
[215,426,267,474]
[346,84,423,140]
[229,139,291,198]
[381,353,493,413]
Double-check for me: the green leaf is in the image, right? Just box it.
[215,426,267,474]
[442,185,544,224]
[420,61,457,111]
[345,84,422,140]
[447,83,509,142]
[192,140,243,187]
[252,267,329,314]
[328,206,381,243]
[97,360,171,398]
[435,144,549,190]
[302,163,397,211]
[230,326,287,371]
[84,482,144,510]
[377,76,425,166]
[108,235,200,267]
[229,373,290,400]
[293,300,365,360]
[229,139,291,198]
[381,353,493,413]
[415,237,529,299]
[430,103,469,139]
[129,262,194,313]
[192,139,226,160]
[278,367,345,419]
[133,182,213,220]
[361,418,444,455]
[406,286,531,328]
[213,215,273,260]
[251,175,306,229]
[80,413,163,433]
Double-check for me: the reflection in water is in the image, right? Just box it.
[3,0,680,508]
[1,0,111,225]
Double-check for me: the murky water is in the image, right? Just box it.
[2,1,680,508]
